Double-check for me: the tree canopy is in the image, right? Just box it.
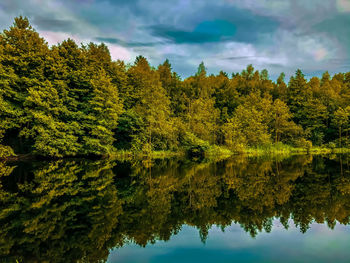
[1,17,350,158]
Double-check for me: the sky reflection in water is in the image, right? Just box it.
[110,222,350,263]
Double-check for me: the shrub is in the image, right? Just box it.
[182,132,210,159]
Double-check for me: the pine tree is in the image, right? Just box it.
[157,59,186,116]
[129,56,175,151]
[0,16,50,153]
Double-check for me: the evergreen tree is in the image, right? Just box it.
[129,56,175,151]
[272,73,287,101]
[1,16,350,158]
[157,59,187,116]
[0,16,49,153]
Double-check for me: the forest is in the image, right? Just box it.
[1,17,350,159]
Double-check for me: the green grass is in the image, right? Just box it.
[4,143,350,163]
[244,143,294,156]
[241,143,350,157]
[109,144,350,162]
[204,145,234,160]
[110,150,185,161]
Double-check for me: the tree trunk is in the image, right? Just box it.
[275,131,278,144]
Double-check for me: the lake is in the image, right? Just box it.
[1,154,350,262]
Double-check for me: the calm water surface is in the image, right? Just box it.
[1,154,350,262]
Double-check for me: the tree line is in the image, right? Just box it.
[1,17,350,158]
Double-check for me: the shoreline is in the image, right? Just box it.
[2,146,350,163]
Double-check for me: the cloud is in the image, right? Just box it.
[40,30,81,45]
[108,44,133,61]
[224,56,262,61]
[32,17,74,32]
[0,0,349,78]
[313,14,350,54]
[336,0,350,12]
[148,24,229,44]
[95,37,165,47]
[148,14,277,45]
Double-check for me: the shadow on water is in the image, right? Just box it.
[1,154,350,262]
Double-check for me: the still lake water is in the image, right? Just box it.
[1,154,350,262]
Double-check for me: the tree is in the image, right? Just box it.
[333,107,350,147]
[129,56,176,151]
[0,59,17,157]
[83,70,123,155]
[270,99,300,143]
[157,59,186,116]
[272,73,287,101]
[212,71,240,120]
[225,103,270,147]
[3,16,350,158]
[188,97,219,144]
[287,69,310,119]
[0,16,49,153]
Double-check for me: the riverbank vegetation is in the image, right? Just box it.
[1,17,350,160]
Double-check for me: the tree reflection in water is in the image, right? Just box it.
[1,154,350,262]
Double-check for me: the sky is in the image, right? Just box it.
[0,0,349,79]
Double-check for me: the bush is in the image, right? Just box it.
[293,138,312,151]
[328,142,336,149]
[182,132,210,159]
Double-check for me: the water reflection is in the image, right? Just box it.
[0,154,350,262]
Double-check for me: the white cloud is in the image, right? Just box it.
[337,0,350,12]
[39,30,82,46]
[108,44,133,61]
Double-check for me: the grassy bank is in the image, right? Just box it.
[3,144,350,163]
[109,150,185,161]
[242,143,350,157]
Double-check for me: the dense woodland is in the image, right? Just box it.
[1,155,350,262]
[1,17,350,158]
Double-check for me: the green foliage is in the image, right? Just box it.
[270,99,301,143]
[225,102,270,147]
[130,56,176,150]
[1,16,350,158]
[293,138,313,151]
[188,97,219,143]
[0,18,124,157]
[332,107,350,147]
[114,109,145,150]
